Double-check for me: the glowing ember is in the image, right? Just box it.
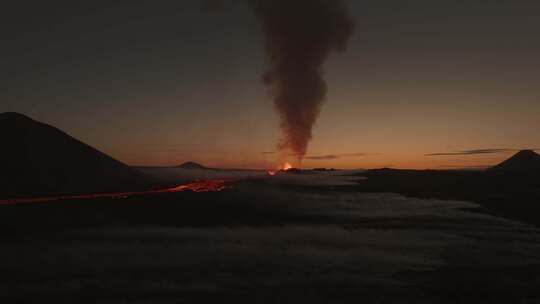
[268,170,277,176]
[0,179,231,205]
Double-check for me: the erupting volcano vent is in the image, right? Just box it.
[268,162,293,176]
[280,162,293,171]
[252,0,355,162]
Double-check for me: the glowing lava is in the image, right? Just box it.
[0,179,232,205]
[281,162,293,171]
[167,180,229,193]
[267,162,294,176]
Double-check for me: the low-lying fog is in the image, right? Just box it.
[3,170,540,303]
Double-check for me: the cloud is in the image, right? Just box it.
[305,155,339,160]
[304,153,369,161]
[437,165,491,169]
[425,149,512,156]
[262,152,370,160]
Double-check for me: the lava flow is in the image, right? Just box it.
[165,180,230,193]
[0,179,232,205]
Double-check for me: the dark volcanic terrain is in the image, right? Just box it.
[2,115,540,303]
[2,173,540,304]
[356,150,540,226]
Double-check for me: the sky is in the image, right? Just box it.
[2,0,540,169]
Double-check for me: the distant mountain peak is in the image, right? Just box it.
[178,162,208,170]
[491,150,540,172]
[513,149,538,157]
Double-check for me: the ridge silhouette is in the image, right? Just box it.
[357,150,540,226]
[491,150,540,172]
[0,112,158,199]
[178,161,208,170]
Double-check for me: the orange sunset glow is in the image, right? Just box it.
[3,1,540,170]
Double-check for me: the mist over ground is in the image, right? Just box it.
[2,172,540,303]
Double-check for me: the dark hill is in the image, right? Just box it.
[0,112,158,199]
[178,162,208,170]
[490,150,540,172]
[356,151,540,227]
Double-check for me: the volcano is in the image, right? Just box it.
[491,150,540,172]
[0,112,158,199]
[178,161,208,170]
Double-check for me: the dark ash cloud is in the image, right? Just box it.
[199,0,355,162]
[251,0,355,161]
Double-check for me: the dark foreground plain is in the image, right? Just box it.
[2,172,540,304]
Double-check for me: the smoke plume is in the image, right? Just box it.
[251,0,355,161]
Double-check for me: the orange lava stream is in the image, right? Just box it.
[165,180,229,193]
[0,179,232,205]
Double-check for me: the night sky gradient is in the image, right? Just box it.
[2,0,540,169]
